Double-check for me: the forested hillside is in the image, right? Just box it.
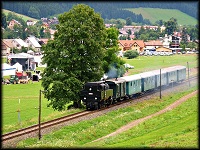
[2,1,198,25]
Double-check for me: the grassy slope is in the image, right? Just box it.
[125,8,197,26]
[3,7,197,26]
[2,9,39,22]
[17,86,198,148]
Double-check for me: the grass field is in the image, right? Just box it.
[124,54,198,75]
[2,54,198,135]
[2,9,38,22]
[125,8,197,26]
[17,86,198,148]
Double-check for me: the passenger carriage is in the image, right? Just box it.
[150,69,168,88]
[120,74,142,98]
[139,71,156,92]
[163,66,178,85]
[171,65,187,82]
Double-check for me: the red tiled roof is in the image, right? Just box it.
[119,40,145,48]
[2,39,14,48]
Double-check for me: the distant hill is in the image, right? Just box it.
[126,8,198,26]
[2,2,198,26]
[2,9,39,22]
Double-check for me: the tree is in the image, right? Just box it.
[164,17,178,35]
[1,13,7,29]
[28,6,40,19]
[126,17,132,25]
[181,27,188,44]
[41,4,107,111]
[26,25,39,37]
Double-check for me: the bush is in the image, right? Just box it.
[123,50,139,59]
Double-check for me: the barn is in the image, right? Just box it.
[7,53,34,71]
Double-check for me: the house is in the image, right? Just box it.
[8,19,21,30]
[41,23,49,29]
[159,34,170,48]
[26,20,37,26]
[12,39,28,50]
[118,40,145,53]
[160,25,166,33]
[156,47,172,53]
[144,40,163,50]
[118,29,128,38]
[1,39,14,55]
[25,36,42,52]
[170,35,180,48]
[105,24,115,28]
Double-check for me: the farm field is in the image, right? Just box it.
[2,54,198,134]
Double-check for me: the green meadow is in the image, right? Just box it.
[124,54,198,75]
[17,85,198,148]
[2,9,39,22]
[125,8,197,26]
[2,54,198,136]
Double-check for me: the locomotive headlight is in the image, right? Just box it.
[95,97,97,100]
[84,97,86,100]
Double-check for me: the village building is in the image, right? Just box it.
[24,36,42,52]
[8,19,21,30]
[144,40,163,50]
[118,40,145,53]
[12,39,28,50]
[1,39,14,55]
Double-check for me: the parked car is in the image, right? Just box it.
[124,64,134,69]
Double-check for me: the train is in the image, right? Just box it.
[80,65,186,110]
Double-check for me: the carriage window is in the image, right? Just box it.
[131,82,132,86]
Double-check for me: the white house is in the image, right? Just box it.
[12,39,28,50]
[25,36,42,52]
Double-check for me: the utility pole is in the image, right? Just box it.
[187,62,190,87]
[160,69,162,99]
[38,90,42,140]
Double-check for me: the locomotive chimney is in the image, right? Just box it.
[115,77,118,81]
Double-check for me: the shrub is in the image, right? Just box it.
[123,50,139,59]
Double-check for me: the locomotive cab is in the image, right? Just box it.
[80,81,113,110]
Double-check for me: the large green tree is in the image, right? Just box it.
[41,4,107,111]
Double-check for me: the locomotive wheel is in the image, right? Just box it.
[94,103,100,110]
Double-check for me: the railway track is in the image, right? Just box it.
[2,75,198,144]
[2,111,92,141]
